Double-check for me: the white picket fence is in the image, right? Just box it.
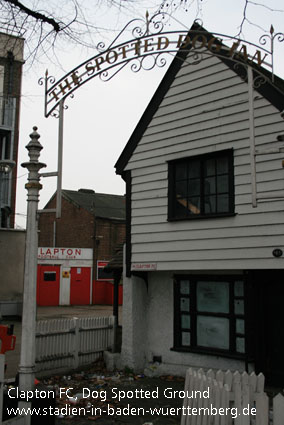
[35,315,114,373]
[181,368,284,425]
[0,316,113,424]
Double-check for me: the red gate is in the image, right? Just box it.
[37,265,60,306]
[70,267,91,305]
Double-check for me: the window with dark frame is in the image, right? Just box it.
[0,131,11,160]
[168,150,234,220]
[43,271,56,282]
[174,276,245,356]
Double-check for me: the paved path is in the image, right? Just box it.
[3,305,121,379]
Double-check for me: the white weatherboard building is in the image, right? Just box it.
[115,24,284,386]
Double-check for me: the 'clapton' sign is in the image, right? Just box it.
[40,13,279,118]
[38,247,92,260]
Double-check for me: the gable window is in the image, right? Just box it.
[174,275,245,357]
[168,150,234,220]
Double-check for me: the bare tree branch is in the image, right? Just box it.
[3,0,61,32]
[0,0,282,66]
[236,0,284,38]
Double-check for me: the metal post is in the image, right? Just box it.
[56,100,64,219]
[248,66,257,207]
[19,127,46,425]
[112,275,119,353]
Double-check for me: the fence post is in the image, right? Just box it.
[73,318,79,369]
[273,393,284,425]
[255,392,269,425]
[241,372,250,425]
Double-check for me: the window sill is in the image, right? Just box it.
[168,212,236,222]
[170,346,245,360]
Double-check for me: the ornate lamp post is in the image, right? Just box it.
[18,127,46,422]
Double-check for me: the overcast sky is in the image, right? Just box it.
[15,0,284,228]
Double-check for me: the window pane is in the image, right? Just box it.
[181,315,191,329]
[217,175,229,194]
[181,298,190,312]
[188,160,200,178]
[217,157,228,174]
[217,194,229,213]
[234,281,244,297]
[175,196,193,218]
[235,299,244,315]
[205,195,216,214]
[205,177,216,194]
[236,319,245,334]
[44,272,56,282]
[205,159,216,177]
[236,337,245,353]
[188,179,200,196]
[176,180,187,197]
[182,332,191,346]
[197,281,229,313]
[188,197,200,215]
[180,280,190,294]
[175,163,187,180]
[197,316,229,349]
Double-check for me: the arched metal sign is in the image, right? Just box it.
[39,13,282,118]
[38,12,283,217]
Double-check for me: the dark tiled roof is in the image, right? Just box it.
[62,189,125,220]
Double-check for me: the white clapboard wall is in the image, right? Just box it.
[126,54,284,271]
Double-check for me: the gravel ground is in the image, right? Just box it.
[38,359,186,425]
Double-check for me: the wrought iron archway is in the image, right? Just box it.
[38,12,284,217]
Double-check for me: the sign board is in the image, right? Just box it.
[40,13,279,118]
[38,247,93,260]
[132,263,157,271]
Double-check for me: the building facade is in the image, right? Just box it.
[0,33,24,228]
[38,188,125,306]
[115,25,284,386]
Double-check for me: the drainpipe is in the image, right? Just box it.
[52,220,56,247]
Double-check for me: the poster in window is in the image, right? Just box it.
[197,281,229,313]
[197,316,229,350]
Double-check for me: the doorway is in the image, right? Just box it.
[37,265,60,306]
[70,267,91,305]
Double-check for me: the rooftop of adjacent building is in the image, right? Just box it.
[45,188,126,221]
[0,32,24,62]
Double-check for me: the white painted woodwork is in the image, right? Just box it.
[123,53,284,270]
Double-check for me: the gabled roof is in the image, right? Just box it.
[46,189,125,221]
[115,22,284,175]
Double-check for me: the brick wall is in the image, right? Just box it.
[38,196,94,248]
[95,218,125,261]
[38,195,126,262]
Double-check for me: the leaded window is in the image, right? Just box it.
[174,276,246,356]
[168,150,234,220]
